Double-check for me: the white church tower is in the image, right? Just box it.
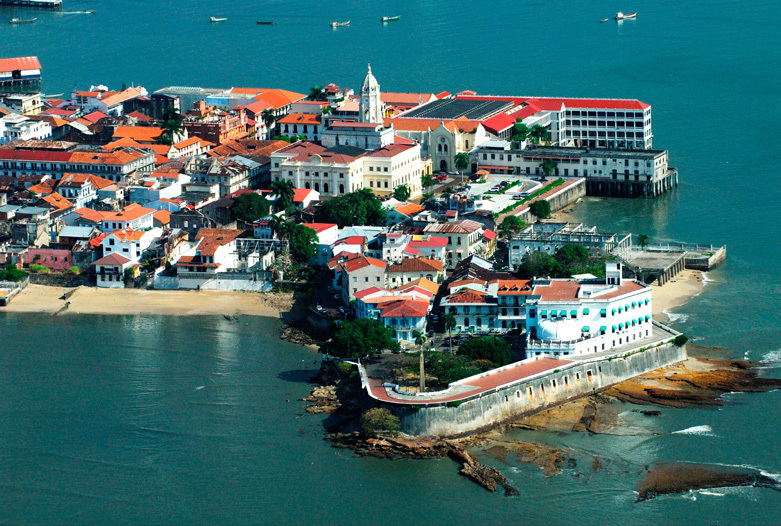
[359,63,383,124]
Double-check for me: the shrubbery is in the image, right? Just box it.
[360,408,400,436]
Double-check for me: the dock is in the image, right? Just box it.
[0,0,61,7]
[617,244,726,285]
[0,278,28,306]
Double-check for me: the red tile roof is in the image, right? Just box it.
[393,203,424,217]
[195,228,243,256]
[444,289,489,304]
[496,279,533,295]
[293,188,316,202]
[112,228,146,242]
[366,144,415,158]
[387,258,443,274]
[277,113,322,125]
[483,229,497,240]
[82,111,108,124]
[379,299,429,319]
[301,222,336,234]
[41,192,73,211]
[91,252,131,266]
[354,286,390,300]
[112,126,165,143]
[153,209,171,225]
[340,254,386,273]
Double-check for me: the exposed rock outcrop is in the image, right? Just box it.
[637,462,781,501]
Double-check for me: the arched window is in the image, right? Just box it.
[443,144,448,152]
[293,125,298,133]
[437,144,442,152]
[305,182,310,189]
[323,183,329,194]
[476,317,482,327]
[314,182,320,191]
[464,318,470,328]
[339,184,345,194]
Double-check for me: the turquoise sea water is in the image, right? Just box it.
[1,0,780,523]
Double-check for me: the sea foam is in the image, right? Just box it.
[662,308,689,324]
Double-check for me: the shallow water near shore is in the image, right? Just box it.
[2,0,781,522]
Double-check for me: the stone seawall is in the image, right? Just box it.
[375,343,686,437]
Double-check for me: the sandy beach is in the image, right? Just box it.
[2,284,299,318]
[650,268,704,321]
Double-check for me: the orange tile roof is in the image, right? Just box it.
[112,125,165,143]
[449,278,486,289]
[41,192,73,211]
[174,136,207,150]
[69,148,148,165]
[252,89,307,109]
[59,173,115,190]
[153,209,171,224]
[340,254,386,273]
[99,87,145,107]
[278,113,322,125]
[402,277,439,295]
[496,279,533,295]
[27,181,55,195]
[112,228,146,242]
[75,207,113,223]
[444,289,490,304]
[108,205,155,222]
[195,228,243,256]
[0,56,41,72]
[393,203,424,217]
[106,137,145,149]
[379,299,429,319]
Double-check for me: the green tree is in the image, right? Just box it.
[123,267,135,285]
[459,336,513,367]
[272,135,291,142]
[322,105,332,115]
[516,251,565,279]
[421,173,435,190]
[512,121,530,142]
[321,318,400,359]
[0,263,27,282]
[498,216,526,239]
[554,244,589,268]
[288,223,318,262]
[308,86,328,102]
[261,109,276,135]
[530,199,551,220]
[157,105,184,145]
[540,158,557,181]
[315,189,385,228]
[529,124,551,145]
[393,184,410,202]
[360,408,400,436]
[271,179,296,212]
[443,313,457,353]
[637,234,650,248]
[268,215,289,238]
[231,193,271,223]
[454,152,471,182]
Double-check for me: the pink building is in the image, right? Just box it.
[25,248,73,271]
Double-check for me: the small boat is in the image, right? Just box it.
[331,20,350,27]
[599,18,609,22]
[381,15,401,22]
[10,17,37,24]
[256,20,274,25]
[210,16,227,23]
[614,11,637,20]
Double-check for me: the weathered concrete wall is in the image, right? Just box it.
[380,342,686,437]
[178,276,273,292]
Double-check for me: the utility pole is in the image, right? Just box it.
[419,349,425,392]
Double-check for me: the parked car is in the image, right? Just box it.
[512,195,523,200]
[520,191,531,197]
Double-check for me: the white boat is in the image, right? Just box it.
[210,16,227,23]
[331,20,350,27]
[10,17,37,24]
[381,15,401,22]
[614,11,637,20]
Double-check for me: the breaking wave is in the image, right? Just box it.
[662,308,689,324]
[672,425,715,436]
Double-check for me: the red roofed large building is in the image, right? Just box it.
[332,253,387,301]
[70,86,148,117]
[0,56,42,89]
[386,257,444,286]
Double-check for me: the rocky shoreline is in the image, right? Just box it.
[301,353,781,498]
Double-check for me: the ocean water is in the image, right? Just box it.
[1,0,780,523]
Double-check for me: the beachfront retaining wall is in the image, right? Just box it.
[378,342,686,437]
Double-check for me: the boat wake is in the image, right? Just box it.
[672,425,715,436]
[759,348,781,367]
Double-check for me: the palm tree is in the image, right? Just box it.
[393,184,410,202]
[454,152,470,184]
[261,109,276,138]
[271,179,296,212]
[308,86,328,102]
[268,215,289,238]
[421,173,434,190]
[158,105,184,145]
[530,124,551,145]
[413,330,427,392]
[637,234,650,248]
[443,313,456,353]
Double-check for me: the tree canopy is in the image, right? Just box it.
[393,184,410,202]
[529,124,551,144]
[321,318,400,359]
[454,152,470,174]
[231,193,270,223]
[530,200,551,219]
[361,408,399,436]
[516,244,606,279]
[0,263,27,282]
[271,179,296,211]
[308,86,328,101]
[287,223,319,262]
[554,244,589,268]
[499,216,526,238]
[459,336,513,367]
[421,173,434,189]
[314,188,385,228]
[512,122,530,142]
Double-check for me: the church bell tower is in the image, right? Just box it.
[359,63,383,124]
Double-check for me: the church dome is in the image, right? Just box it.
[362,64,380,92]
[536,319,581,342]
